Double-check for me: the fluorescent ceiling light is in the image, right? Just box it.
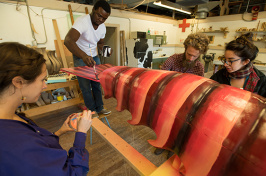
[154,1,192,15]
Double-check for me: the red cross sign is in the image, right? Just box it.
[179,19,190,32]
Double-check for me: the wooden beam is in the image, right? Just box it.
[68,4,74,25]
[120,31,125,66]
[110,4,127,9]
[4,0,178,25]
[92,118,157,176]
[24,97,83,117]
[150,155,181,176]
[85,7,89,14]
[52,19,68,68]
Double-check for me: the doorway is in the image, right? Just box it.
[103,24,120,66]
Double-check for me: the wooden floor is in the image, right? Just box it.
[33,97,168,176]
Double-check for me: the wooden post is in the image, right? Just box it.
[68,4,74,25]
[85,7,89,14]
[120,31,124,66]
[120,31,126,66]
[219,0,229,16]
[52,19,68,68]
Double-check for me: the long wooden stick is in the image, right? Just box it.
[85,7,89,14]
[92,118,157,176]
[68,4,74,25]
[52,19,68,68]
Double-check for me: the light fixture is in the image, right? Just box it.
[153,1,192,15]
[195,1,220,19]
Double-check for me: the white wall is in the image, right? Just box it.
[1,1,266,65]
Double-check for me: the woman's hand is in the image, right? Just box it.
[54,115,75,136]
[77,110,92,133]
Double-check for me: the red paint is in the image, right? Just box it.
[179,19,190,32]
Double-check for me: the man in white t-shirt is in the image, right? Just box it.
[64,0,111,117]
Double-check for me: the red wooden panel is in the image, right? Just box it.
[60,64,113,82]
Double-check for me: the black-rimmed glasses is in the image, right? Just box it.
[221,58,241,66]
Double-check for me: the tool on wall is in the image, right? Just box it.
[242,0,260,22]
[252,6,260,21]
[52,19,68,68]
[202,53,216,73]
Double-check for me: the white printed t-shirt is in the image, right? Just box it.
[72,14,106,57]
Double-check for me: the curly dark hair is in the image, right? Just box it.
[94,0,111,14]
[183,33,210,54]
[0,42,46,93]
[225,32,258,62]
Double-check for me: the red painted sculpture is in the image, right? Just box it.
[99,66,266,176]
[62,65,266,175]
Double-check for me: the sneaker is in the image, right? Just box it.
[92,112,99,118]
[154,148,165,155]
[99,108,111,115]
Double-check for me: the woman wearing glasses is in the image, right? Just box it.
[210,32,266,97]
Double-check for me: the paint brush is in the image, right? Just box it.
[89,45,99,80]
[93,63,99,80]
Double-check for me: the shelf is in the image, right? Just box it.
[254,40,266,42]
[201,30,229,38]
[153,43,266,53]
[24,97,83,117]
[24,79,83,117]
[235,31,266,47]
[236,31,266,33]
[44,80,79,91]
[154,44,182,47]
[202,30,229,33]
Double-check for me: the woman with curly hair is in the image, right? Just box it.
[210,32,266,97]
[161,33,210,77]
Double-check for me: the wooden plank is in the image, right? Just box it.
[85,7,89,14]
[24,98,83,117]
[52,19,68,68]
[122,30,126,66]
[97,113,111,120]
[54,40,74,68]
[54,40,73,57]
[92,118,157,176]
[68,4,74,25]
[45,80,79,91]
[120,31,124,66]
[150,155,181,176]
[119,30,126,66]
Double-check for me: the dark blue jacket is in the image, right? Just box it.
[0,114,89,176]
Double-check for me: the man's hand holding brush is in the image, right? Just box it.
[81,55,95,67]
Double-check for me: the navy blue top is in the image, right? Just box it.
[0,114,89,176]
